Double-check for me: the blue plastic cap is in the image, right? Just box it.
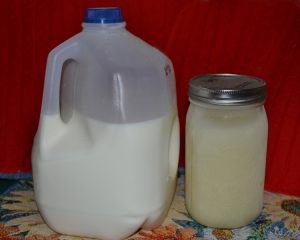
[84,8,124,24]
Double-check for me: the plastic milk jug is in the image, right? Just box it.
[32,8,179,240]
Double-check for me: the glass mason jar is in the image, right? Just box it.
[185,74,268,228]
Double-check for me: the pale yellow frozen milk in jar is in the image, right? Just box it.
[185,74,268,228]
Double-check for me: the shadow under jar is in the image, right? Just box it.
[185,74,268,228]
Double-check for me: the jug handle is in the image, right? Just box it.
[42,40,79,117]
[36,40,79,147]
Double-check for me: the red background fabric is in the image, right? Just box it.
[0,0,299,196]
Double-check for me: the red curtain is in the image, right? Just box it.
[0,0,299,196]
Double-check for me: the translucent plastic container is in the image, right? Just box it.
[32,8,179,240]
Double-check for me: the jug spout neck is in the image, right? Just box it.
[82,22,126,32]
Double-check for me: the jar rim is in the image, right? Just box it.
[189,97,264,110]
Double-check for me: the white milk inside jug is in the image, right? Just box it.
[33,110,179,239]
[32,7,179,240]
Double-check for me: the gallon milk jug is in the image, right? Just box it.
[32,8,179,240]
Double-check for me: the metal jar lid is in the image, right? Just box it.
[188,74,266,105]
